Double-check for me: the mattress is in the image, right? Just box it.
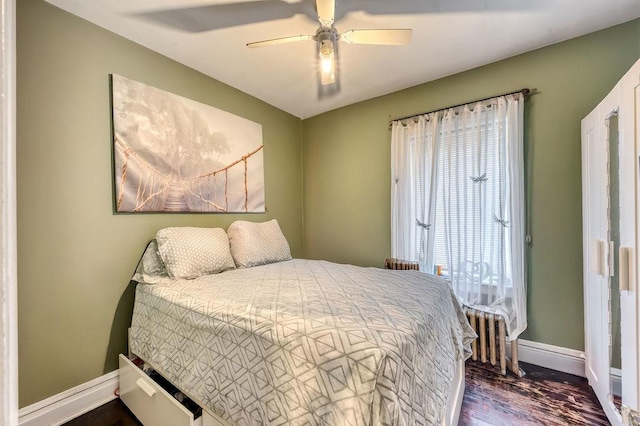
[129,259,476,425]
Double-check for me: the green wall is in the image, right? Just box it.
[301,20,640,350]
[17,0,303,407]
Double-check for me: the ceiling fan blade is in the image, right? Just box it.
[134,1,303,33]
[247,34,314,48]
[340,29,413,45]
[316,0,335,27]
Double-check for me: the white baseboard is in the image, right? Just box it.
[508,339,586,377]
[18,371,119,426]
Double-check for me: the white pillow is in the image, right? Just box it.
[155,227,235,279]
[227,219,292,268]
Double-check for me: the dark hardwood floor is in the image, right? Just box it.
[64,361,610,425]
[63,399,141,426]
[460,361,610,425]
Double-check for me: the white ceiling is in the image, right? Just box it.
[44,0,640,119]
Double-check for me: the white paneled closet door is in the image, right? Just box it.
[581,104,609,411]
[581,58,640,426]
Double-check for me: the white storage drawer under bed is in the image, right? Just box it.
[119,354,211,426]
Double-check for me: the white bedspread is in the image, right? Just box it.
[129,259,475,425]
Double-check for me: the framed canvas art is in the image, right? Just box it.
[111,74,265,213]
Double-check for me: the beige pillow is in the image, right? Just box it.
[227,219,292,268]
[132,239,170,283]
[155,227,235,279]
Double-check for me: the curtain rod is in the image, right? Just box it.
[388,88,531,126]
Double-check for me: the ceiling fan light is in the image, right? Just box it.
[321,56,333,73]
[318,38,336,85]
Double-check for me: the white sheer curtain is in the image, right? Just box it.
[391,94,527,339]
[391,113,440,268]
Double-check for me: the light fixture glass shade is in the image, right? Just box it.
[316,29,339,97]
[318,35,336,85]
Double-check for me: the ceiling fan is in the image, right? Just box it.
[246,0,412,97]
[135,0,541,98]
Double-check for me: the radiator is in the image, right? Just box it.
[384,257,420,271]
[463,307,524,377]
[382,260,524,376]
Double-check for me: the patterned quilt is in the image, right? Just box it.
[129,259,476,425]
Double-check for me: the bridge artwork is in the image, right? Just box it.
[111,74,265,213]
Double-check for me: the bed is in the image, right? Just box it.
[124,222,476,426]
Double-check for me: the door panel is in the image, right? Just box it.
[581,109,606,397]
